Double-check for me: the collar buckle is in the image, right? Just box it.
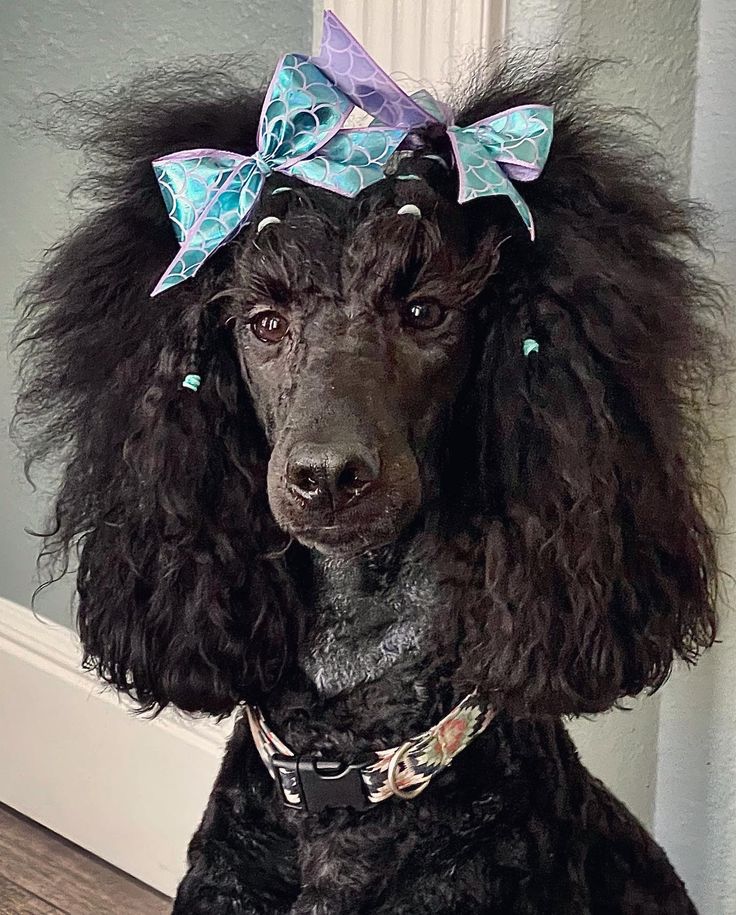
[272,754,371,813]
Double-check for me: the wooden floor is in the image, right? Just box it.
[0,805,171,914]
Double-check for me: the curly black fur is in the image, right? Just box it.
[13,53,725,913]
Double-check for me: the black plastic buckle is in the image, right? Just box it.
[272,754,371,813]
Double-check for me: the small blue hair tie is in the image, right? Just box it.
[182,373,202,392]
[522,338,540,357]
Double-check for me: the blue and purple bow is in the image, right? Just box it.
[312,11,554,238]
[152,14,554,295]
[152,52,406,295]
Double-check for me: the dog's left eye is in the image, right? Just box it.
[401,301,446,330]
[250,310,290,344]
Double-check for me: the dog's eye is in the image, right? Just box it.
[401,301,446,330]
[250,310,290,343]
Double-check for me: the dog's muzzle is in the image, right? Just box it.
[246,693,495,814]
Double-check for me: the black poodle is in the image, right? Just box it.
[14,49,724,914]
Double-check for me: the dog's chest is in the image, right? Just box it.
[298,548,445,698]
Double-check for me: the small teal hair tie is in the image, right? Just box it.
[522,338,540,357]
[182,373,202,392]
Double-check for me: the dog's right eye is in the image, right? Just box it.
[250,310,290,344]
[401,300,446,330]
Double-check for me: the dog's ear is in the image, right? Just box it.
[14,70,299,714]
[454,66,724,716]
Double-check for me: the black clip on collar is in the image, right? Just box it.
[272,754,372,813]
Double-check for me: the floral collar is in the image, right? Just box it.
[246,692,495,814]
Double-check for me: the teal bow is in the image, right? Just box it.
[151,53,406,295]
[447,106,553,238]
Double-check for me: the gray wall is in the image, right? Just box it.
[0,0,313,625]
[507,0,698,185]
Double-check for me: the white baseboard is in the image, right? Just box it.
[0,596,234,897]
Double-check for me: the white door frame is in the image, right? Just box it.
[312,1,508,94]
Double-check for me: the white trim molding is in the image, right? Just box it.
[0,597,233,897]
[313,0,507,95]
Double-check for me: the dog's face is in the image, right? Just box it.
[223,177,496,556]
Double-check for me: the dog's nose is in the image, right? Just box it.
[286,442,380,510]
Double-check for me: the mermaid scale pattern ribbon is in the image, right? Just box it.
[288,126,409,196]
[152,52,406,295]
[447,105,554,237]
[153,13,554,294]
[246,693,495,809]
[311,10,554,237]
[312,10,431,130]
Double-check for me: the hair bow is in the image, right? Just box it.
[152,52,407,295]
[312,11,554,238]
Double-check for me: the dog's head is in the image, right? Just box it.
[15,59,722,715]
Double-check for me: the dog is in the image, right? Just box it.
[14,45,724,914]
